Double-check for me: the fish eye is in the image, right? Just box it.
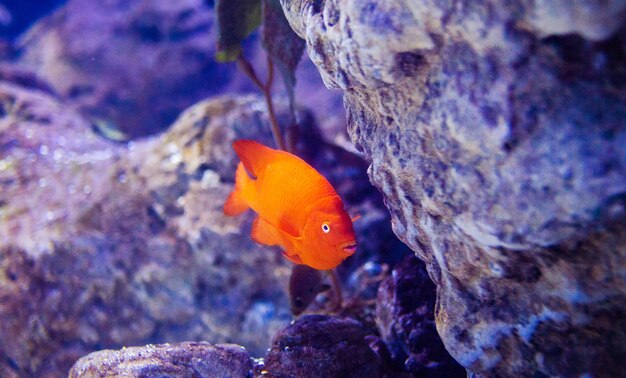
[321,223,330,233]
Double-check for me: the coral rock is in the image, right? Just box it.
[280,0,626,376]
[13,0,346,140]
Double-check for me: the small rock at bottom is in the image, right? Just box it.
[262,315,382,378]
[68,342,252,378]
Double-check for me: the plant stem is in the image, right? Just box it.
[329,269,343,312]
[262,57,287,151]
[236,55,286,151]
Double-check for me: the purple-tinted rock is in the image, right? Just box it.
[0,63,56,94]
[68,342,252,378]
[376,255,465,377]
[262,315,382,378]
[16,0,242,138]
[0,76,395,376]
[12,0,346,141]
[281,0,626,376]
[0,82,293,376]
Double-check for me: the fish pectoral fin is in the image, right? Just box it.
[251,217,283,247]
[282,251,304,265]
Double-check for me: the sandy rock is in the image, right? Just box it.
[68,342,252,378]
[527,0,626,40]
[280,0,626,376]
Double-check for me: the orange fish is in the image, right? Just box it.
[223,140,357,270]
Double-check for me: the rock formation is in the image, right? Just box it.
[376,255,465,376]
[0,82,294,376]
[15,0,236,137]
[0,79,419,376]
[280,0,626,376]
[11,0,345,139]
[263,315,382,378]
[69,342,252,378]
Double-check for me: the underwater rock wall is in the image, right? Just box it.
[280,0,626,376]
[376,255,466,377]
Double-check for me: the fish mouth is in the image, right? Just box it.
[339,241,357,256]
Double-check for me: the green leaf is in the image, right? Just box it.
[215,0,262,62]
[261,0,305,118]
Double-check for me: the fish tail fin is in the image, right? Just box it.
[232,139,287,177]
[224,162,251,216]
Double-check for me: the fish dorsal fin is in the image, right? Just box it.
[232,140,289,178]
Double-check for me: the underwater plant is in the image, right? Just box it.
[215,0,304,152]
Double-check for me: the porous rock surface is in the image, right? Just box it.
[69,315,395,378]
[0,82,293,376]
[281,0,626,376]
[262,314,382,378]
[68,342,252,378]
